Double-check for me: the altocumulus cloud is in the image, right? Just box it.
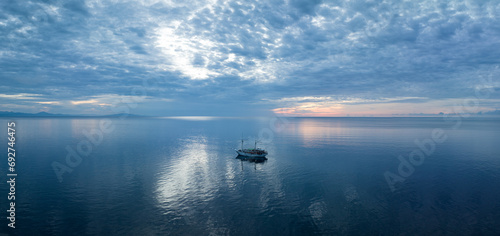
[0,0,499,116]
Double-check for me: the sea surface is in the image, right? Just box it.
[1,117,500,235]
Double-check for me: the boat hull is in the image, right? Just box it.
[236,150,267,158]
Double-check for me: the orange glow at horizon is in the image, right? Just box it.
[271,101,459,117]
[272,105,345,117]
[273,108,386,117]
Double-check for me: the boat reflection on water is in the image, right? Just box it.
[236,155,267,171]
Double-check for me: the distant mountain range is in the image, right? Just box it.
[0,110,499,117]
[480,110,500,116]
[392,110,500,117]
[0,111,145,117]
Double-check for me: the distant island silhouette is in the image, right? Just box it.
[0,110,498,117]
[0,111,145,117]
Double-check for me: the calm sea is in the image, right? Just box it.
[1,117,500,235]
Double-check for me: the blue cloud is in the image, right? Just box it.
[0,0,499,116]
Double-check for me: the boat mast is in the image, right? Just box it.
[254,140,257,149]
[241,139,244,150]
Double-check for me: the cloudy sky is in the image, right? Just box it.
[1,0,499,116]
